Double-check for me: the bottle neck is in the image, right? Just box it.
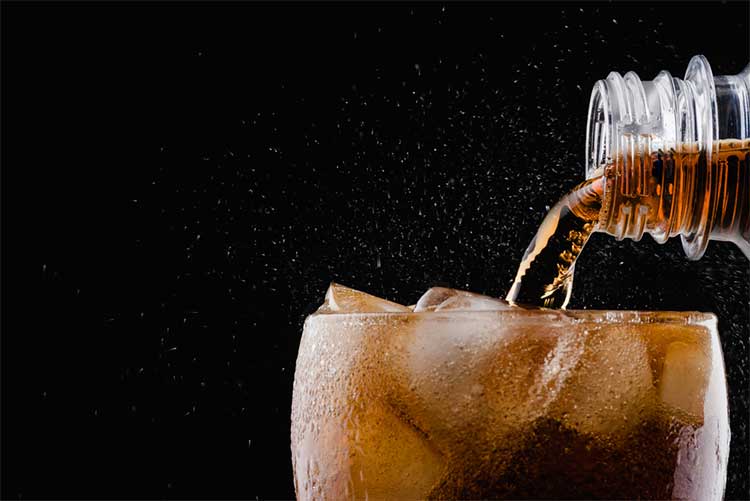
[586,56,750,259]
[597,139,750,257]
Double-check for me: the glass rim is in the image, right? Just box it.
[308,309,717,327]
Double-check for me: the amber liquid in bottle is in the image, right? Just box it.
[508,139,750,309]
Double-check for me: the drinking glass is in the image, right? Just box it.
[291,286,729,500]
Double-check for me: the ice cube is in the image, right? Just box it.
[345,399,443,499]
[413,287,456,311]
[549,325,654,437]
[397,311,569,465]
[659,341,709,418]
[317,283,411,313]
[414,287,514,312]
[295,292,440,499]
[636,322,711,420]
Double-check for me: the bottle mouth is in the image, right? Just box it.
[585,80,611,180]
[582,55,726,259]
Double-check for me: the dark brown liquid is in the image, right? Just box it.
[506,177,603,308]
[428,413,715,500]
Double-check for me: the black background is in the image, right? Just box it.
[3,2,749,499]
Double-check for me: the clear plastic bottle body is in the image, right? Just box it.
[585,56,750,259]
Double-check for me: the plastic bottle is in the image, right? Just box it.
[585,56,749,259]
